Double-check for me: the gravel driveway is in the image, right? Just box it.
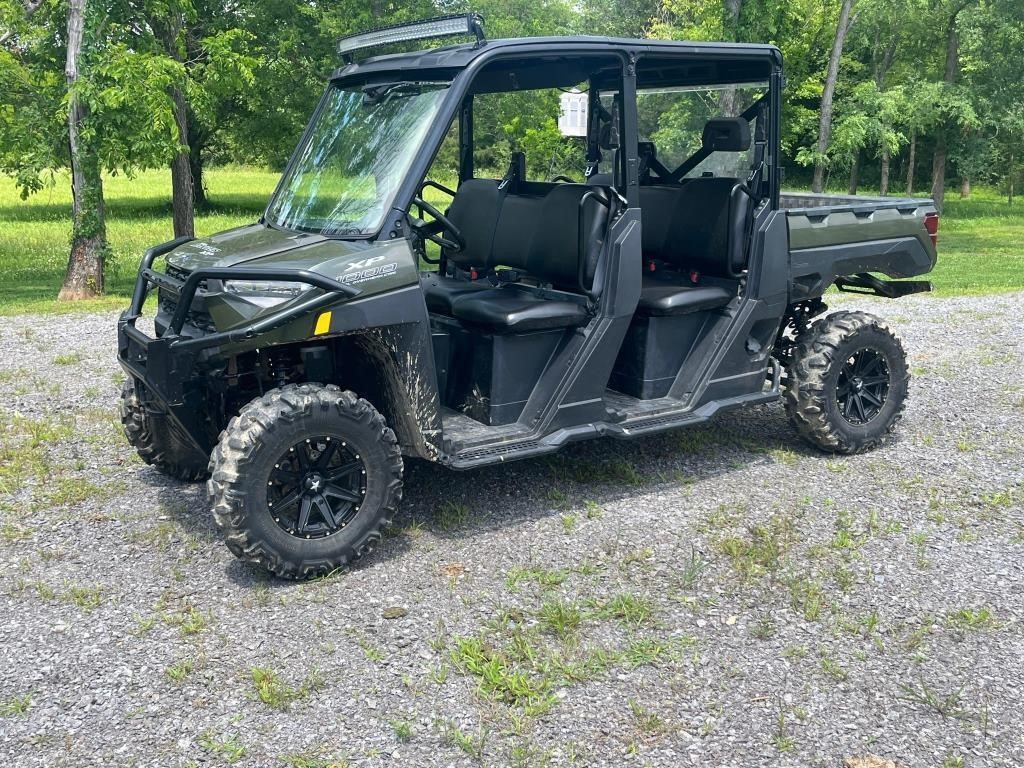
[1,292,1022,768]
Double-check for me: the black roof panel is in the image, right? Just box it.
[330,35,782,82]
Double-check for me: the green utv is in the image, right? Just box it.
[118,15,939,578]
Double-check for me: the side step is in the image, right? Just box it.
[447,385,780,470]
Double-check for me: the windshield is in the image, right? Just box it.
[265,81,450,236]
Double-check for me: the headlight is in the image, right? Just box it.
[224,280,313,297]
[224,280,312,308]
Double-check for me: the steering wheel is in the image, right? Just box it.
[410,196,465,256]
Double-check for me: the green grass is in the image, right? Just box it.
[931,190,1024,295]
[1,170,1019,315]
[0,166,276,314]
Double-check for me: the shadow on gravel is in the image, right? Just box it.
[392,401,813,540]
[141,402,815,579]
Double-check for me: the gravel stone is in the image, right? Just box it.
[0,291,1022,767]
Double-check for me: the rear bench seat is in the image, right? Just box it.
[607,176,753,399]
[421,181,609,332]
[634,177,751,313]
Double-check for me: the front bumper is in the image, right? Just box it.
[117,236,361,451]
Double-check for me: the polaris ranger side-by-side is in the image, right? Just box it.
[118,15,939,578]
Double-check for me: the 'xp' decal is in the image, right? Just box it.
[344,256,387,272]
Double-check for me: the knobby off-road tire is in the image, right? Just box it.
[784,311,909,455]
[208,383,403,579]
[119,379,209,481]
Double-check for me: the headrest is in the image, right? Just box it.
[599,122,619,150]
[702,118,751,152]
[638,141,656,160]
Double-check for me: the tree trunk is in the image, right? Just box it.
[848,153,861,195]
[189,135,207,210]
[880,146,890,196]
[1009,153,1015,205]
[905,129,916,196]
[930,15,961,211]
[812,0,855,193]
[960,176,970,198]
[931,135,947,210]
[59,0,106,301]
[717,0,744,114]
[170,86,194,238]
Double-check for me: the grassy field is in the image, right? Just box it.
[0,167,1021,314]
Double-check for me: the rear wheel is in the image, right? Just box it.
[119,378,209,481]
[208,383,403,579]
[784,311,909,454]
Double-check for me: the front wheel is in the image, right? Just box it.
[208,384,403,579]
[784,311,909,454]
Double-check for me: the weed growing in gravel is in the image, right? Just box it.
[547,488,570,509]
[0,693,31,716]
[166,659,194,682]
[357,639,385,663]
[788,577,827,622]
[719,514,797,580]
[782,645,808,659]
[428,663,448,685]
[752,616,777,640]
[819,654,849,682]
[52,352,83,366]
[629,699,671,733]
[773,702,795,752]
[945,607,998,631]
[584,500,603,519]
[198,730,246,763]
[251,667,324,711]
[505,566,568,591]
[603,458,645,486]
[390,718,413,742]
[538,599,582,641]
[587,593,655,627]
[67,584,103,610]
[697,502,742,533]
[954,434,976,452]
[621,546,654,569]
[441,720,488,761]
[509,740,554,768]
[676,546,709,589]
[908,531,932,568]
[899,679,973,721]
[0,522,32,543]
[941,754,965,768]
[281,751,350,768]
[767,447,800,467]
[450,636,554,711]
[435,501,469,530]
[560,514,577,534]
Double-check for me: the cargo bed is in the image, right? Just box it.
[781,192,939,300]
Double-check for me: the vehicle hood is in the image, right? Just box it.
[164,223,378,273]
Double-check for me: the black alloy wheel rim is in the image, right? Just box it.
[267,436,366,539]
[836,347,890,425]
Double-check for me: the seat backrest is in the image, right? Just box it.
[527,184,609,293]
[642,177,751,278]
[444,178,504,270]
[444,179,610,294]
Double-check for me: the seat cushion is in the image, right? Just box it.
[421,272,490,314]
[637,279,733,316]
[451,288,589,332]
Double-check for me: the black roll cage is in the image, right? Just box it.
[262,38,783,247]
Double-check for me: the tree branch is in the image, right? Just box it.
[0,0,47,46]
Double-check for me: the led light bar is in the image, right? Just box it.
[337,13,485,59]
